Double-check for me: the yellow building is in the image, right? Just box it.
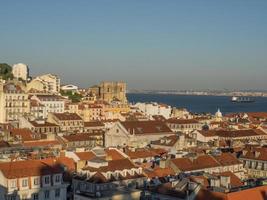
[67,103,104,122]
[27,74,60,94]
[0,81,30,123]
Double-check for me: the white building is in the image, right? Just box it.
[12,63,29,81]
[61,84,78,94]
[30,94,65,118]
[134,102,172,119]
[28,74,60,94]
[0,158,68,200]
[105,121,174,147]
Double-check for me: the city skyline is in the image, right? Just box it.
[1,1,267,90]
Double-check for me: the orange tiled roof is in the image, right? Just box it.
[214,171,244,188]
[125,148,158,159]
[227,185,267,200]
[75,152,96,161]
[201,129,266,138]
[105,149,126,160]
[62,133,99,142]
[241,147,267,161]
[145,167,175,178]
[121,121,173,135]
[171,155,220,172]
[0,158,63,179]
[10,128,37,141]
[213,153,242,166]
[22,140,61,148]
[52,112,82,121]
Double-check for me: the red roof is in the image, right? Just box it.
[200,129,266,138]
[126,149,158,159]
[171,155,220,172]
[75,151,96,161]
[105,149,126,160]
[22,140,61,148]
[0,158,63,179]
[121,121,173,135]
[62,133,100,142]
[171,153,240,172]
[145,167,175,178]
[241,147,267,161]
[10,128,37,141]
[227,186,267,200]
[52,112,82,121]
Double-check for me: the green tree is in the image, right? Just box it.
[60,90,82,103]
[0,63,13,80]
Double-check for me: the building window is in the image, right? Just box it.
[44,176,50,184]
[34,177,39,185]
[33,193,39,200]
[55,175,61,183]
[10,180,16,188]
[44,190,50,199]
[22,179,28,187]
[55,188,60,198]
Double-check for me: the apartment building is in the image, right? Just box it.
[31,95,65,118]
[0,158,68,200]
[47,112,84,132]
[0,82,30,123]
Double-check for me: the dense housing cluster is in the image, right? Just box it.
[0,63,266,200]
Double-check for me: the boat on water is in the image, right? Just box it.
[231,96,255,103]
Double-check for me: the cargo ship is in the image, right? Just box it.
[231,96,255,103]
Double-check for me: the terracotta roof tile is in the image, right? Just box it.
[121,121,173,135]
[0,158,67,179]
[53,112,82,121]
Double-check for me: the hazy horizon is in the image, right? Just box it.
[1,1,267,90]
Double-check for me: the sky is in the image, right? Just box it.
[0,0,267,90]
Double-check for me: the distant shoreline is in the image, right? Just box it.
[127,92,267,98]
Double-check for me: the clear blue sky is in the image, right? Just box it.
[1,0,267,90]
